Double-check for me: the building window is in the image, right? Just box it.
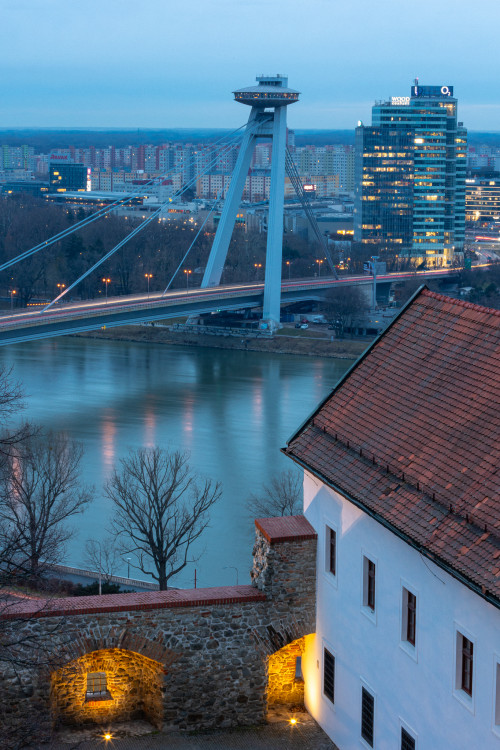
[401,727,416,750]
[363,557,376,611]
[402,587,417,646]
[361,687,374,746]
[327,526,336,576]
[455,632,474,697]
[86,672,109,700]
[323,648,335,704]
[495,662,500,727]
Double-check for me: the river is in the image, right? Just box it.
[0,337,353,589]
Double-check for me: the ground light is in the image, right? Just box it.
[103,732,113,741]
[289,717,298,725]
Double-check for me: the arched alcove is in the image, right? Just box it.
[51,648,163,728]
[267,634,313,708]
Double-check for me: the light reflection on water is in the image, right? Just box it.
[0,338,352,588]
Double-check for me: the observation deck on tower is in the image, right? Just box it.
[233,74,300,108]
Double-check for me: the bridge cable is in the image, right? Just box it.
[40,131,261,312]
[0,123,251,274]
[162,189,224,295]
[285,148,338,279]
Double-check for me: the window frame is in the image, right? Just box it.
[400,724,417,750]
[361,553,377,623]
[493,656,500,737]
[323,520,338,589]
[400,582,418,660]
[453,624,476,713]
[85,671,111,702]
[360,683,375,748]
[323,646,335,706]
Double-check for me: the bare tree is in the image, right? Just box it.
[322,285,368,337]
[83,537,122,594]
[0,430,92,580]
[105,447,222,590]
[247,469,302,517]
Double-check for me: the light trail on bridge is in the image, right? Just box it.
[0,266,461,346]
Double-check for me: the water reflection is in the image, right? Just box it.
[0,338,352,587]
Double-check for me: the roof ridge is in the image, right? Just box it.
[422,289,500,318]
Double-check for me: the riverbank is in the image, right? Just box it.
[74,324,370,359]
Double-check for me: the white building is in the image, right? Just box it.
[285,288,500,750]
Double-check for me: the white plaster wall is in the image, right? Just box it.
[302,471,500,750]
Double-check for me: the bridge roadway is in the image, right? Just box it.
[0,268,458,346]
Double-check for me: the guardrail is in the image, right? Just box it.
[47,563,159,591]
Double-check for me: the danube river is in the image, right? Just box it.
[0,337,353,588]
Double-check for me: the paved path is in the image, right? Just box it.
[48,711,339,750]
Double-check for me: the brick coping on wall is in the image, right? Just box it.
[255,515,317,544]
[0,585,266,620]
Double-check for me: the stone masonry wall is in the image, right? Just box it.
[267,637,305,707]
[0,516,317,740]
[51,648,163,727]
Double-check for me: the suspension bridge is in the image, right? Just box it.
[0,75,461,347]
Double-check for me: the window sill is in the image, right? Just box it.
[360,605,376,625]
[399,640,418,663]
[452,688,475,715]
[85,691,112,704]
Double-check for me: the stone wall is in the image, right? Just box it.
[267,637,305,707]
[0,516,317,740]
[51,648,163,727]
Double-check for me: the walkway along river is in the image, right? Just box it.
[0,337,353,588]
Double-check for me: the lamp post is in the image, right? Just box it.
[10,289,16,311]
[183,269,192,293]
[126,558,131,579]
[285,260,292,280]
[315,259,324,278]
[369,256,379,309]
[56,282,66,300]
[102,277,111,304]
[144,273,153,299]
[254,262,263,279]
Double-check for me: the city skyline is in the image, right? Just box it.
[1,0,499,130]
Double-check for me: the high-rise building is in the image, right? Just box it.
[49,156,88,192]
[354,83,467,266]
[465,177,500,222]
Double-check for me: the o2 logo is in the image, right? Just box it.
[441,86,451,96]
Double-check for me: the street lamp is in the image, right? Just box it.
[126,558,131,578]
[144,273,153,299]
[223,565,239,585]
[183,269,192,293]
[102,277,111,304]
[370,256,379,309]
[254,263,263,279]
[285,260,292,280]
[9,289,16,311]
[315,259,324,278]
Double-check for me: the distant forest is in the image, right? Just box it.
[0,128,498,151]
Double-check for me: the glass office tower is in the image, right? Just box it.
[354,84,467,266]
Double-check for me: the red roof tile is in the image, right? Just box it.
[255,515,317,543]
[0,585,266,621]
[285,289,500,606]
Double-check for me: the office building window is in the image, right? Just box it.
[327,526,336,576]
[323,648,335,704]
[361,687,374,746]
[363,557,376,611]
[401,727,416,750]
[402,587,417,646]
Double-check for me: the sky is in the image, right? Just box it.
[1,0,499,131]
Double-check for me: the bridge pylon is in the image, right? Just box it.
[201,74,300,330]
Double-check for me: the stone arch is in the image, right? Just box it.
[251,614,314,656]
[53,625,177,670]
[51,648,164,728]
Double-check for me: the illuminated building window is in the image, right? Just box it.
[86,672,110,701]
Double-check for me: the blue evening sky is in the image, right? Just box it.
[1,0,498,131]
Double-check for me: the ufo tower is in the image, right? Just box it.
[201,74,300,329]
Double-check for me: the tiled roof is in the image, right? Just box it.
[0,585,266,621]
[255,515,317,543]
[285,289,500,606]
